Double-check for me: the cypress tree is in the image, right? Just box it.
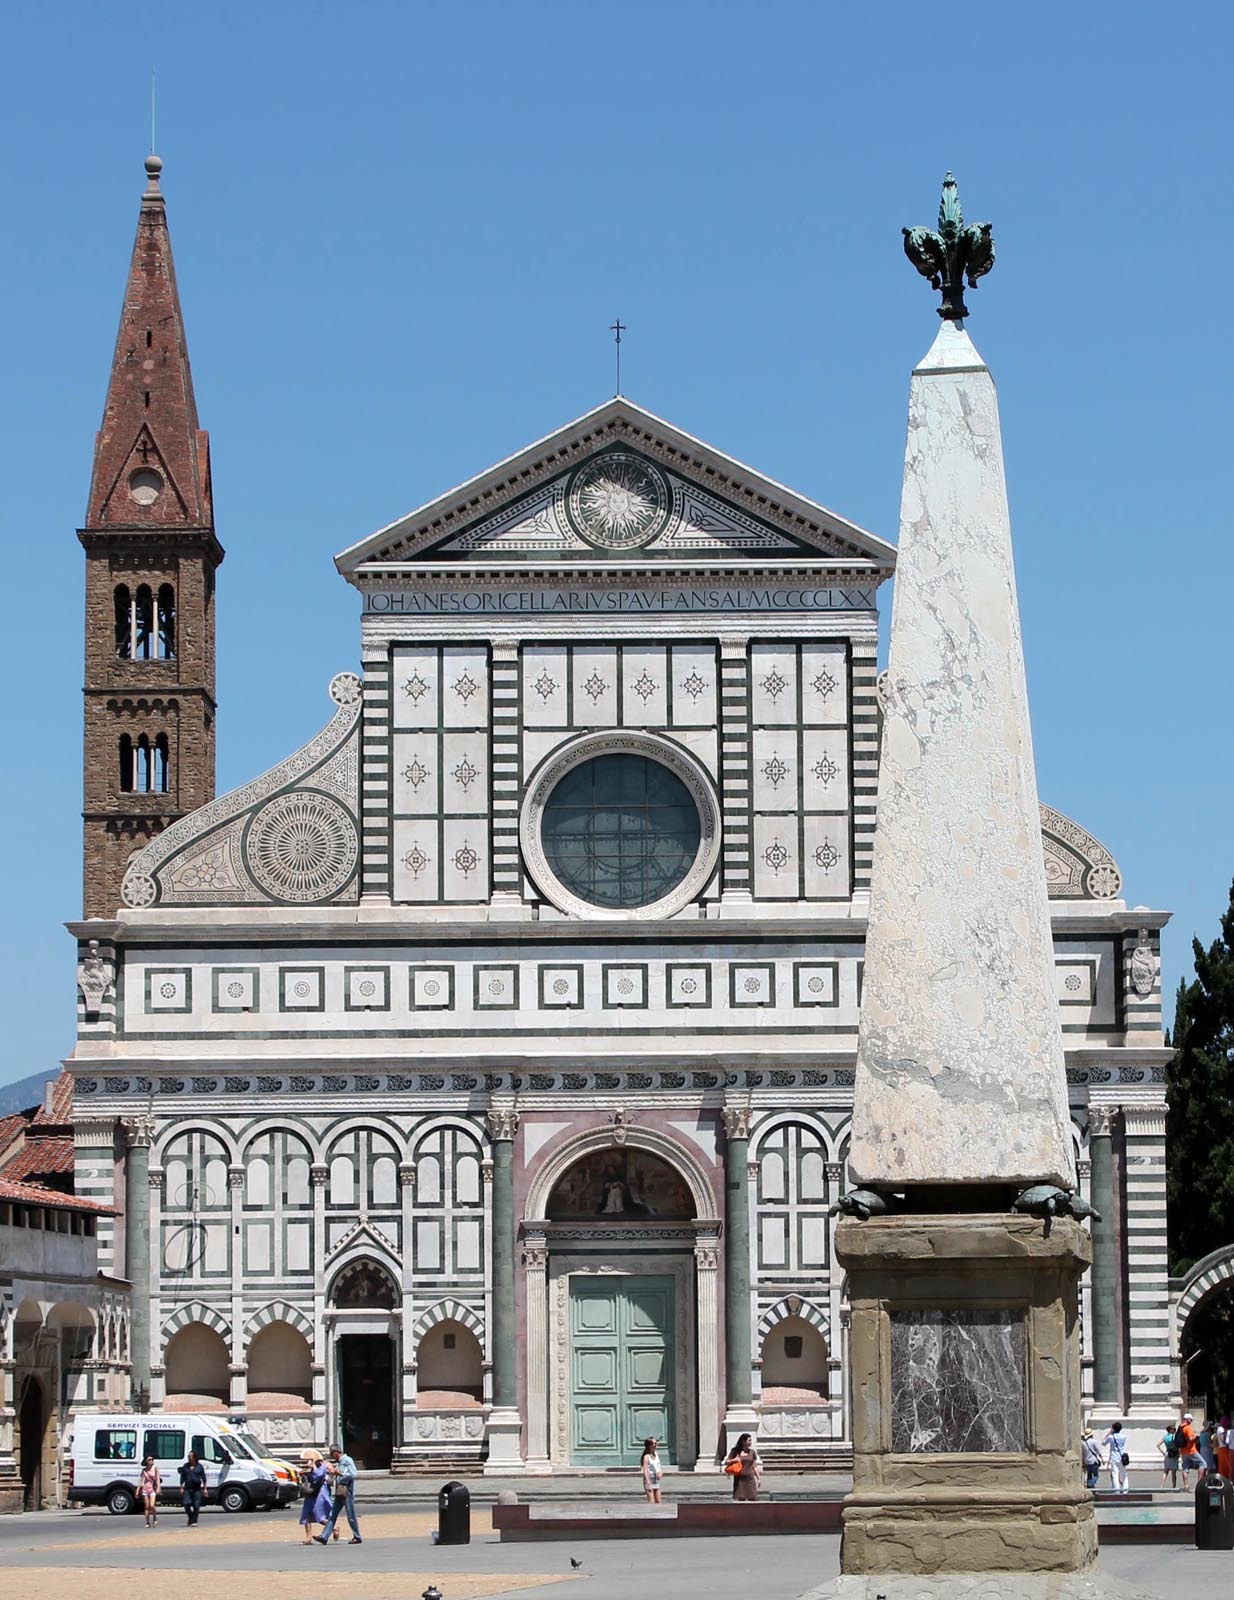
[1167,878,1234,1412]
[1167,879,1234,1272]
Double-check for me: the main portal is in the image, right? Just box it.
[569,1275,675,1466]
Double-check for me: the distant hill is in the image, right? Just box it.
[0,1068,55,1118]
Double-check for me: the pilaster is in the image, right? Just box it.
[489,639,523,907]
[722,1103,757,1446]
[483,1104,524,1471]
[718,635,753,905]
[522,1235,550,1471]
[359,645,392,902]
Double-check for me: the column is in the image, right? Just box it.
[146,1163,164,1408]
[0,1303,17,1507]
[523,1235,550,1470]
[396,1161,417,1462]
[1087,1104,1119,1408]
[694,1235,722,1467]
[1123,1103,1172,1423]
[122,1115,153,1407]
[311,1164,329,1442]
[228,1164,247,1410]
[722,1105,757,1448]
[825,1161,846,1442]
[718,636,753,908]
[483,1105,524,1471]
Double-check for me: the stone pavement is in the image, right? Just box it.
[0,1500,1229,1600]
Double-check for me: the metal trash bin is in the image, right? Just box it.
[1196,1473,1234,1550]
[438,1479,471,1546]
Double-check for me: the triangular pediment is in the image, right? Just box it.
[336,398,895,577]
[95,424,192,525]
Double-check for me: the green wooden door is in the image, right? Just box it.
[570,1275,675,1467]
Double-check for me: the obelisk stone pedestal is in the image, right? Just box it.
[838,1215,1094,1575]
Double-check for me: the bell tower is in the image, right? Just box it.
[80,154,223,919]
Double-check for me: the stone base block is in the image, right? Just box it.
[841,1489,1097,1574]
[482,1407,526,1474]
[799,1573,1157,1600]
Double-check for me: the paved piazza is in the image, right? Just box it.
[0,1502,1224,1600]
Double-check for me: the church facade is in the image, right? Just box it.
[67,158,1173,1472]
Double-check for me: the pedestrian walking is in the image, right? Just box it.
[298,1449,332,1544]
[178,1450,206,1526]
[1199,1420,1219,1473]
[725,1432,762,1503]
[139,1455,161,1526]
[1158,1423,1180,1490]
[1101,1422,1130,1494]
[1080,1429,1102,1490]
[315,1444,362,1545]
[1218,1414,1234,1479]
[1178,1413,1207,1485]
[641,1436,663,1504]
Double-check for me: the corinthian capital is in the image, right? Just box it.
[722,1106,752,1141]
[121,1114,155,1148]
[485,1106,519,1142]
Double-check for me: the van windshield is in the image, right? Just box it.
[231,1432,269,1462]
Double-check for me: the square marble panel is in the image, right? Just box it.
[622,646,667,725]
[441,730,488,816]
[800,641,849,724]
[750,642,798,727]
[731,963,775,1007]
[794,962,838,1007]
[392,733,437,815]
[801,728,849,805]
[670,644,716,727]
[279,968,324,1012]
[393,645,440,729]
[752,729,798,813]
[889,1308,1026,1453]
[212,967,258,1013]
[345,966,389,1011]
[604,965,647,1008]
[539,965,583,1009]
[410,967,454,1010]
[475,965,519,1009]
[753,816,798,898]
[442,818,489,902]
[523,646,569,728]
[146,967,192,1014]
[440,644,489,730]
[667,963,711,1007]
[802,816,850,899]
[392,820,439,903]
[571,646,618,727]
[1056,959,1097,1006]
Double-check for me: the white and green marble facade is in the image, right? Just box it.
[68,400,1172,1468]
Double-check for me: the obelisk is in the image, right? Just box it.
[813,177,1148,1598]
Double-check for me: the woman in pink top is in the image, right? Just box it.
[139,1455,161,1526]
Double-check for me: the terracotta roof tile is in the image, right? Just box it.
[0,1177,112,1213]
[2,1135,75,1179]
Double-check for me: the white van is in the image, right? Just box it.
[69,1413,293,1514]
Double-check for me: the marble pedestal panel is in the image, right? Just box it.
[836,1213,1094,1576]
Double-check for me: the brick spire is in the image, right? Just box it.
[84,154,214,533]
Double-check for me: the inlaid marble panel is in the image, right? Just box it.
[889,1308,1026,1453]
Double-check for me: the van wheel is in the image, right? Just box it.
[106,1485,136,1516]
[220,1485,250,1513]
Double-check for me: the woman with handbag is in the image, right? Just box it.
[724,1432,762,1502]
[298,1449,332,1544]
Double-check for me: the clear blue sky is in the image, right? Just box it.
[1,0,1230,1089]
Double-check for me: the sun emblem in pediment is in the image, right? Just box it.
[565,452,671,550]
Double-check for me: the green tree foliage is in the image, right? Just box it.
[1168,879,1234,1411]
[1167,878,1234,1277]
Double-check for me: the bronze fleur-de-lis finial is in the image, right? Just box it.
[902,171,995,321]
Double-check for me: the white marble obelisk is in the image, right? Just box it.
[848,320,1074,1192]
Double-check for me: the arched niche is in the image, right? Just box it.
[165,1322,229,1410]
[417,1319,483,1407]
[247,1320,312,1407]
[759,1314,829,1401]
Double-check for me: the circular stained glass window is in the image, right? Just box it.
[540,754,702,910]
